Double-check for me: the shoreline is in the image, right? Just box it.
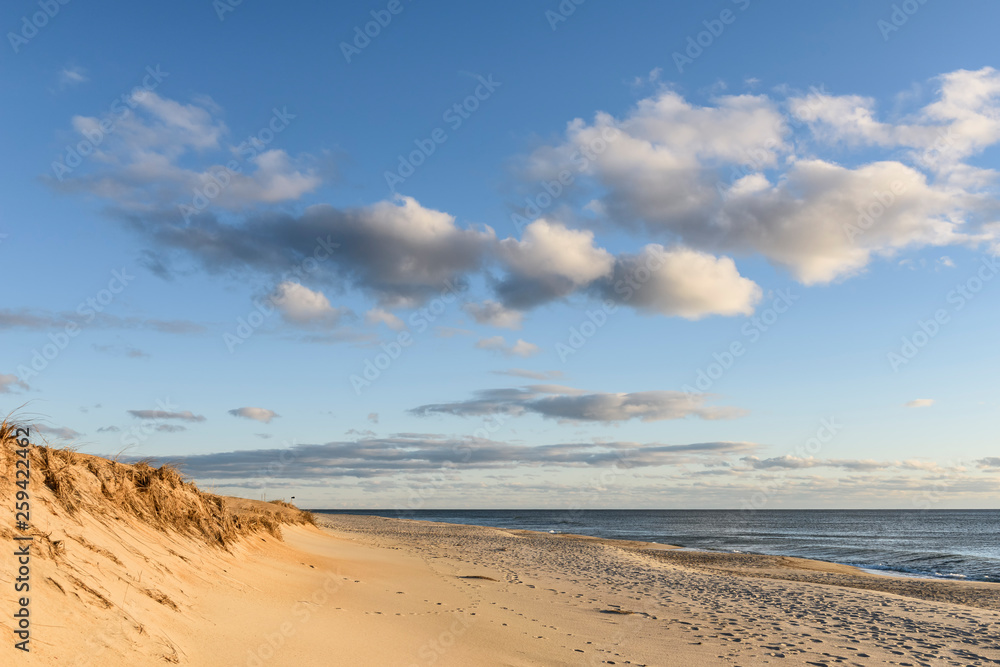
[308,512,1000,665]
[8,492,1000,665]
[319,513,1000,610]
[314,510,999,587]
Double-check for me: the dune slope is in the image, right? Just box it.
[0,423,315,664]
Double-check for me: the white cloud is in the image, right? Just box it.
[475,336,539,358]
[0,373,28,394]
[492,219,759,319]
[791,68,1000,169]
[365,307,405,330]
[718,159,961,284]
[599,245,761,318]
[228,407,280,423]
[271,282,348,326]
[509,339,540,357]
[904,398,935,408]
[58,66,88,87]
[520,70,1000,285]
[521,92,786,229]
[496,220,614,307]
[51,92,319,211]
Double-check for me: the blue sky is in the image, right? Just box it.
[2,0,999,508]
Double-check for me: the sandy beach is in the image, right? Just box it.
[305,514,1000,666]
[7,451,1000,667]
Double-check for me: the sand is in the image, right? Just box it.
[2,440,998,666]
[8,500,1000,666]
[305,514,1000,666]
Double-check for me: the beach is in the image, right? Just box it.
[2,446,998,665]
[10,489,1000,665]
[306,514,1000,666]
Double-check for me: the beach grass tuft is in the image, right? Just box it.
[1,418,315,549]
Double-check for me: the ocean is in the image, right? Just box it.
[316,509,1000,583]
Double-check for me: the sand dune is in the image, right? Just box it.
[3,433,1000,665]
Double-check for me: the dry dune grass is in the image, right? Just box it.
[0,419,314,549]
[0,418,324,664]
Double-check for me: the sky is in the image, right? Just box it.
[2,0,999,509]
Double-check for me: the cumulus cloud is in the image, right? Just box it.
[153,435,759,479]
[487,222,760,319]
[495,220,613,308]
[0,373,28,394]
[97,425,121,433]
[595,245,761,317]
[717,160,961,284]
[519,91,785,233]
[411,386,745,423]
[51,69,1000,328]
[48,92,319,211]
[128,409,206,422]
[904,398,935,408]
[270,282,349,326]
[126,195,492,307]
[47,92,761,322]
[475,336,539,358]
[519,70,1000,284]
[976,457,1000,468]
[228,407,280,424]
[790,68,1000,170]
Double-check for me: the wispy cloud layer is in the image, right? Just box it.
[0,308,204,334]
[127,409,206,422]
[156,435,758,479]
[474,337,540,358]
[34,424,83,440]
[410,386,745,423]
